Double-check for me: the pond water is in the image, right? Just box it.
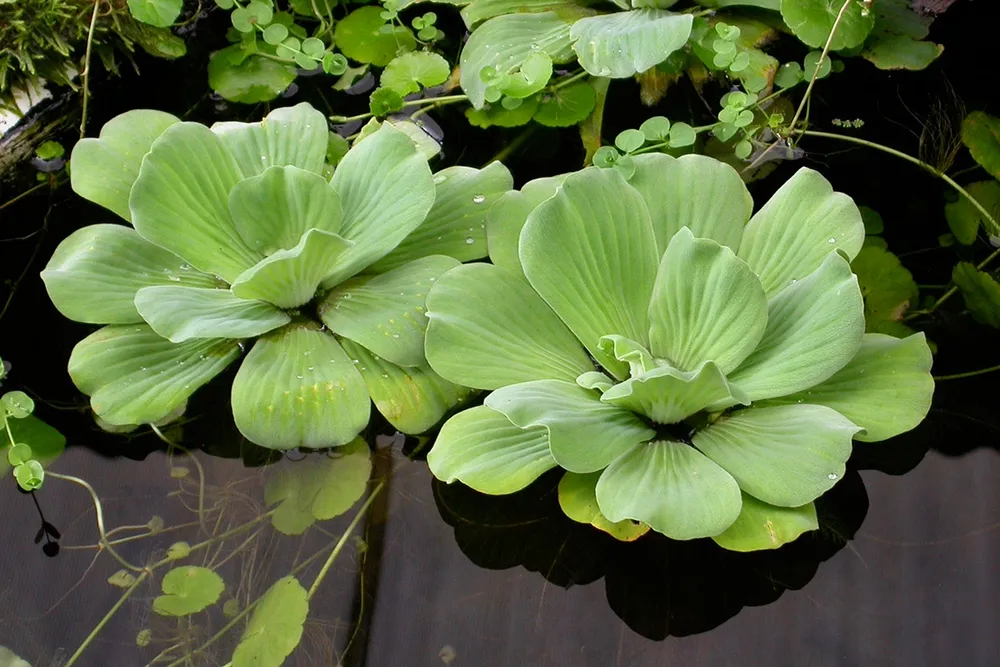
[1,3,999,666]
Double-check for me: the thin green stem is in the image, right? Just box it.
[0,182,48,212]
[152,425,208,535]
[79,0,101,140]
[330,94,469,124]
[935,363,1000,381]
[63,571,149,667]
[632,124,718,155]
[485,127,536,165]
[549,70,588,91]
[147,510,275,570]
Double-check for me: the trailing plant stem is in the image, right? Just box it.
[63,570,149,667]
[934,363,1000,381]
[79,0,101,140]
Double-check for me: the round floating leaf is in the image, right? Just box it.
[863,34,943,71]
[466,96,540,128]
[70,109,179,222]
[615,129,646,154]
[558,472,649,541]
[41,224,218,324]
[152,566,225,616]
[208,46,297,104]
[952,262,1000,328]
[769,333,933,442]
[14,461,44,491]
[264,439,371,535]
[639,115,670,141]
[961,111,1000,180]
[320,255,460,367]
[0,415,66,477]
[127,0,183,27]
[68,325,240,425]
[852,245,919,326]
[6,443,31,467]
[335,6,416,66]
[533,82,596,128]
[570,9,694,78]
[775,61,803,88]
[263,24,289,45]
[230,323,371,449]
[944,181,1000,245]
[596,440,742,540]
[212,103,330,178]
[427,406,556,495]
[667,121,696,147]
[2,391,34,418]
[647,227,767,374]
[712,493,818,552]
[780,0,875,51]
[231,577,308,667]
[485,380,654,474]
[381,51,451,96]
[728,253,864,401]
[520,168,659,378]
[693,404,859,507]
[134,286,290,342]
[0,646,32,667]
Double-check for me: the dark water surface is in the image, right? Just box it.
[2,2,1000,665]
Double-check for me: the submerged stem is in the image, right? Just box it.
[79,0,101,140]
[935,363,1000,381]
[64,570,149,667]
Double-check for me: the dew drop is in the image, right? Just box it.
[434,174,448,185]
[342,293,352,299]
[465,237,474,245]
[472,194,486,204]
[828,473,838,480]
[381,373,389,378]
[392,333,400,338]
[828,237,836,244]
[296,374,303,379]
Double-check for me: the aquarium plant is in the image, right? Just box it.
[424,155,935,551]
[40,102,510,449]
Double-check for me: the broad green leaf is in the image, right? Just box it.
[228,166,343,255]
[952,262,1000,328]
[381,51,451,96]
[598,334,659,377]
[0,415,65,477]
[944,181,1000,244]
[595,440,742,540]
[533,81,596,127]
[728,253,864,401]
[693,404,858,507]
[737,167,865,297]
[134,286,290,342]
[712,493,818,552]
[520,168,659,378]
[570,9,693,78]
[870,0,931,39]
[212,103,330,179]
[319,255,460,367]
[339,338,474,434]
[647,228,767,374]
[961,111,1000,180]
[41,224,217,324]
[862,35,943,71]
[628,154,752,254]
[486,175,566,278]
[127,0,182,27]
[558,471,649,541]
[230,323,371,449]
[485,380,654,473]
[0,646,30,667]
[780,0,875,51]
[460,12,578,108]
[769,333,933,442]
[373,162,514,271]
[264,439,371,535]
[698,0,779,8]
[324,125,436,286]
[68,325,240,425]
[334,6,416,66]
[231,577,308,667]
[152,566,225,616]
[70,109,179,222]
[460,0,579,27]
[425,263,593,389]
[427,406,556,494]
[207,46,297,104]
[230,229,353,309]
[852,245,918,327]
[601,361,748,424]
[130,123,261,283]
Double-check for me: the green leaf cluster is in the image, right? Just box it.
[1,366,65,491]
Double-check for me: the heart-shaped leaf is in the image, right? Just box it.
[231,577,309,667]
[152,566,225,616]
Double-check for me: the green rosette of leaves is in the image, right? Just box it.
[424,154,934,551]
[41,103,512,450]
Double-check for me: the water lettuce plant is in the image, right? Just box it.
[41,102,511,449]
[424,155,935,551]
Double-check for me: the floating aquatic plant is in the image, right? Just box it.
[41,102,511,449]
[424,155,934,551]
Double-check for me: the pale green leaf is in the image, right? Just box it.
[232,577,308,667]
[41,224,217,324]
[207,46,297,104]
[647,227,767,374]
[852,245,919,326]
[862,34,943,71]
[134,286,290,342]
[520,167,659,378]
[485,380,654,474]
[595,440,742,540]
[427,406,556,494]
[737,167,864,297]
[152,566,225,616]
[0,415,65,477]
[712,493,818,552]
[576,370,615,393]
[425,263,593,389]
[961,111,1000,180]
[130,123,262,283]
[324,125,436,286]
[228,166,343,255]
[212,103,328,178]
[769,333,933,442]
[127,0,182,27]
[0,646,31,667]
[373,162,513,271]
[264,439,371,535]
[70,109,179,222]
[339,338,475,434]
[727,252,865,401]
[780,0,875,50]
[486,175,566,278]
[460,0,579,27]
[319,255,460,367]
[230,229,353,309]
[558,471,649,541]
[952,262,1000,328]
[628,154,752,254]
[944,181,1000,244]
[570,9,693,78]
[334,6,416,66]
[381,51,451,96]
[597,334,662,378]
[68,325,240,425]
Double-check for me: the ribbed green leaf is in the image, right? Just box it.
[486,175,566,279]
[211,102,329,178]
[570,9,693,78]
[712,493,818,552]
[601,361,747,424]
[558,471,649,541]
[134,286,289,342]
